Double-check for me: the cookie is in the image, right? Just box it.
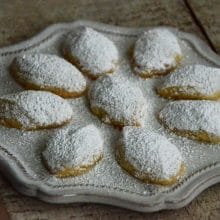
[157,65,220,100]
[88,75,147,128]
[116,126,185,185]
[63,27,119,79]
[158,100,220,143]
[132,28,182,78]
[0,90,73,130]
[42,124,103,177]
[10,53,87,98]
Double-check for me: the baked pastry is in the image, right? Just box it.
[63,27,119,79]
[116,126,185,185]
[10,53,87,98]
[158,100,220,143]
[42,124,103,177]
[157,65,220,100]
[132,28,182,78]
[88,75,147,128]
[0,90,73,130]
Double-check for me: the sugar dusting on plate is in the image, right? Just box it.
[0,26,220,198]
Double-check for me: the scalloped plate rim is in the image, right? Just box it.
[0,20,220,212]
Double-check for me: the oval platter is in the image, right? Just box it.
[0,20,220,212]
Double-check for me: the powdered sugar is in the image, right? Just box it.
[134,28,182,74]
[63,27,119,78]
[159,100,220,136]
[0,23,220,202]
[121,126,183,180]
[11,53,87,96]
[88,75,147,126]
[0,90,73,129]
[158,65,220,97]
[42,124,103,173]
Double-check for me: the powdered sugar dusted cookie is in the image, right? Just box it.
[157,65,220,100]
[88,75,147,127]
[0,90,73,130]
[159,101,220,143]
[10,53,87,98]
[132,28,182,78]
[116,127,184,185]
[42,124,103,177]
[63,27,119,79]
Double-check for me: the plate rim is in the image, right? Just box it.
[0,20,220,212]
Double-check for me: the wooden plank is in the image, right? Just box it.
[0,0,213,219]
[186,0,220,53]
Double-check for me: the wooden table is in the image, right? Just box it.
[0,1,220,219]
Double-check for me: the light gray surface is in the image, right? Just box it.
[0,21,220,212]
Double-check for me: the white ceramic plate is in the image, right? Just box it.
[0,20,220,212]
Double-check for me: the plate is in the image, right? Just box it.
[0,20,220,212]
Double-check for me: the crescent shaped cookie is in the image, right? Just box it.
[157,65,220,100]
[42,124,103,177]
[132,28,182,78]
[88,75,147,128]
[63,27,119,79]
[10,53,87,98]
[0,90,73,130]
[158,100,220,143]
[116,126,184,185]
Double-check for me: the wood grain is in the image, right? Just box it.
[186,0,220,53]
[0,0,219,219]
